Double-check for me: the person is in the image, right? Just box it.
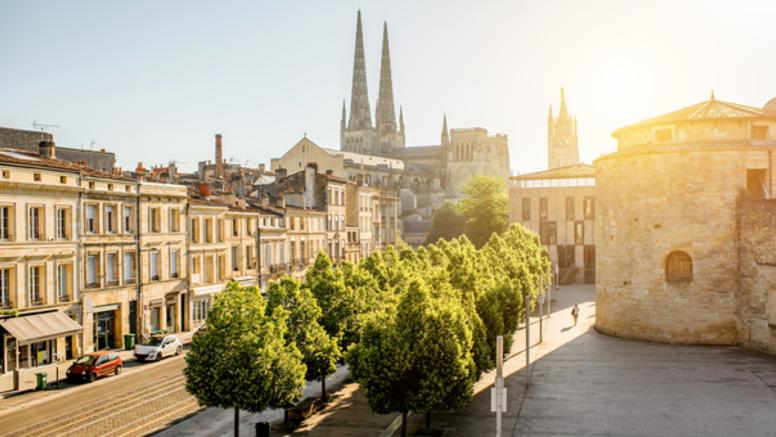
[571,304,580,326]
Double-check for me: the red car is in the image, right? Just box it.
[67,351,122,383]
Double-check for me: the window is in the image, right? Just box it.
[539,221,557,245]
[33,173,41,182]
[584,197,595,220]
[123,206,134,233]
[88,181,95,189]
[192,255,201,276]
[150,208,161,233]
[558,245,576,269]
[192,299,209,324]
[747,169,768,200]
[170,248,179,278]
[666,251,692,283]
[246,245,254,269]
[57,263,72,302]
[124,252,136,283]
[539,198,548,221]
[231,246,239,271]
[56,207,71,239]
[521,198,531,221]
[0,268,13,308]
[217,219,225,242]
[170,209,180,232]
[752,125,769,140]
[205,218,213,243]
[218,255,226,281]
[0,205,14,240]
[87,254,100,288]
[204,256,214,283]
[654,128,673,142]
[105,205,117,233]
[1,170,8,179]
[232,218,239,237]
[86,204,98,234]
[150,250,160,281]
[246,218,254,236]
[60,176,67,184]
[107,183,114,191]
[191,218,200,243]
[566,197,575,221]
[29,265,44,305]
[28,206,43,240]
[575,221,584,245]
[106,253,118,286]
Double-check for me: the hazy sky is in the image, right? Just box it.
[3,0,776,175]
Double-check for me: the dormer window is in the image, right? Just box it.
[654,128,673,142]
[752,125,769,140]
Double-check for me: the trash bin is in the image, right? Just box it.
[124,334,136,350]
[35,372,47,390]
[255,421,270,437]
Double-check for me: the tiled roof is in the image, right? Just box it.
[0,148,132,181]
[614,98,768,135]
[513,163,594,180]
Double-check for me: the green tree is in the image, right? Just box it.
[266,277,340,401]
[458,175,509,247]
[426,200,465,244]
[305,252,348,341]
[184,282,306,437]
[348,280,476,436]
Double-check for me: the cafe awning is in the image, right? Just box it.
[0,311,82,346]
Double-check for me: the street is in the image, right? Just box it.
[0,355,198,437]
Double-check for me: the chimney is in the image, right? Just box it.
[275,168,287,179]
[258,163,266,175]
[168,162,177,180]
[279,191,286,208]
[199,182,211,197]
[215,133,223,179]
[325,169,334,176]
[39,141,56,159]
[356,173,364,185]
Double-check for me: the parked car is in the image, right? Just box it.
[134,334,183,362]
[67,351,122,383]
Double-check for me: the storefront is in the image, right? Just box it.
[92,305,118,350]
[0,311,82,373]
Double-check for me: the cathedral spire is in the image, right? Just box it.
[441,113,449,146]
[348,10,372,130]
[341,99,347,130]
[558,87,569,121]
[376,20,397,137]
[399,105,405,135]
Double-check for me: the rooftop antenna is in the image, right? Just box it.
[89,139,96,151]
[31,120,61,140]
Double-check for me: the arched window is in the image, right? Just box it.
[666,251,692,282]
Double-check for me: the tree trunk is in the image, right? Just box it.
[425,410,432,433]
[234,407,239,437]
[321,372,327,402]
[284,408,288,424]
[401,411,407,437]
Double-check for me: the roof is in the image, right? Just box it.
[0,148,132,181]
[388,145,441,157]
[614,97,770,135]
[0,311,83,345]
[323,148,405,170]
[513,163,594,180]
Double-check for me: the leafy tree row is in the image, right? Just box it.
[185,223,549,436]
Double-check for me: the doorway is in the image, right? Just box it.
[166,302,177,333]
[94,311,115,350]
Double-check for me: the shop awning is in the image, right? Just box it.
[0,311,82,345]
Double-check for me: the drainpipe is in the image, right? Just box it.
[135,190,143,341]
[76,174,83,357]
[184,200,191,332]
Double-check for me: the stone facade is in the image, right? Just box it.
[445,128,510,198]
[595,95,776,350]
[547,88,579,169]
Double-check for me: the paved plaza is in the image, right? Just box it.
[295,284,776,437]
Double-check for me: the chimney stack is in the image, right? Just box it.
[215,133,223,179]
[258,163,266,175]
[39,141,56,159]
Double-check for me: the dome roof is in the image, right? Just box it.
[763,97,776,115]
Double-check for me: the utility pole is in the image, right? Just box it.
[491,335,506,437]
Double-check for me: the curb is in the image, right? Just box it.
[380,412,410,437]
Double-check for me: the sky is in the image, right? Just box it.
[2,0,776,175]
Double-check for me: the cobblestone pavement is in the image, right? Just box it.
[0,355,199,437]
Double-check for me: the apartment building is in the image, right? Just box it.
[187,198,228,330]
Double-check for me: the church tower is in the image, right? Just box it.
[547,87,580,168]
[341,10,378,155]
[375,21,405,154]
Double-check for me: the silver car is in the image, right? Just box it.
[134,334,183,361]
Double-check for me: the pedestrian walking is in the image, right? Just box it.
[571,304,579,326]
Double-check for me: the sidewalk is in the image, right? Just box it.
[0,330,194,414]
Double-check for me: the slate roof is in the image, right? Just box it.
[614,97,770,136]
